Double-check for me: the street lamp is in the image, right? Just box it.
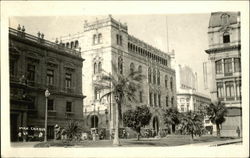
[44,89,50,142]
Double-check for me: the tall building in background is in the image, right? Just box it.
[61,15,177,137]
[171,50,210,114]
[205,12,241,137]
[9,26,85,141]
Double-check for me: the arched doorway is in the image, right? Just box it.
[91,115,98,128]
[152,116,159,134]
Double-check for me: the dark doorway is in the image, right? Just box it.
[91,115,98,128]
[153,116,159,134]
[47,125,54,139]
[10,114,18,142]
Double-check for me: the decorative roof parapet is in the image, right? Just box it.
[9,27,82,58]
[128,34,169,58]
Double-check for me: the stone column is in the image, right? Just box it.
[221,59,224,74]
[233,79,237,100]
[209,58,217,102]
[232,58,234,73]
[223,81,226,101]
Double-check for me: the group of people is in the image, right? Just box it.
[18,130,44,142]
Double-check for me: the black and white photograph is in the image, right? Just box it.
[1,1,249,158]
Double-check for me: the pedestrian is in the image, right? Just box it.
[38,131,43,142]
[22,131,28,142]
[236,126,240,138]
[18,131,22,142]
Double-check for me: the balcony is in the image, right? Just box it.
[65,112,74,119]
[48,111,57,118]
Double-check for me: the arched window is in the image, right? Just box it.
[148,67,151,83]
[153,69,156,84]
[66,42,69,48]
[98,33,102,44]
[98,62,102,73]
[171,97,174,107]
[157,70,160,85]
[170,77,173,91]
[130,63,135,73]
[118,57,123,74]
[91,115,98,128]
[70,41,74,48]
[165,75,168,88]
[138,65,142,73]
[94,62,97,74]
[223,32,230,43]
[93,34,96,44]
[75,40,79,48]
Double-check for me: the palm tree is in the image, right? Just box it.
[179,111,203,140]
[206,101,227,137]
[163,107,180,134]
[95,63,143,146]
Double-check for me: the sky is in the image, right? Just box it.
[9,14,211,95]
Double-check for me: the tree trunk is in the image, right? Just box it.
[216,123,220,138]
[191,131,194,140]
[113,102,120,146]
[137,128,141,141]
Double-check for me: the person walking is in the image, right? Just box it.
[38,131,43,142]
[18,131,22,142]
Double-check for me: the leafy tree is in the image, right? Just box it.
[206,101,227,137]
[64,120,82,141]
[163,107,180,134]
[179,111,204,140]
[123,105,152,140]
[95,63,144,146]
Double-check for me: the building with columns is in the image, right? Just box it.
[205,12,241,137]
[61,15,177,138]
[9,26,85,141]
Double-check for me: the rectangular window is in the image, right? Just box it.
[116,34,119,45]
[225,81,234,100]
[10,59,16,76]
[149,92,152,106]
[181,105,184,112]
[158,94,161,107]
[27,64,35,81]
[224,58,232,74]
[234,58,241,72]
[166,96,168,107]
[139,91,143,103]
[154,93,157,107]
[66,101,72,112]
[65,73,72,88]
[215,60,222,74]
[217,82,224,99]
[48,99,54,111]
[94,88,100,100]
[47,69,54,85]
[236,81,241,99]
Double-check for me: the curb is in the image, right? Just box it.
[209,140,242,147]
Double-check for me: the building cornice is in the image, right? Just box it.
[205,44,241,54]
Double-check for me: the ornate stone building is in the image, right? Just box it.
[9,26,85,141]
[61,15,177,137]
[205,12,241,137]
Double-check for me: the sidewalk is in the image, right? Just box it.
[183,138,242,147]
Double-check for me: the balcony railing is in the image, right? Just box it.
[48,111,57,117]
[9,27,81,57]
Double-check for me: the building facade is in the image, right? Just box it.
[9,26,85,141]
[61,15,177,137]
[205,12,242,137]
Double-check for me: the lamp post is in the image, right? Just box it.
[44,89,50,142]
